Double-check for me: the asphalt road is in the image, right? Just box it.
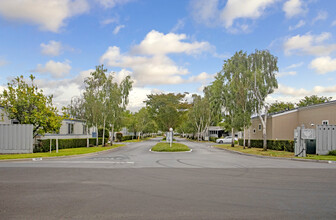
[1,137,336,219]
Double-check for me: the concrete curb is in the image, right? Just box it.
[149,148,193,153]
[211,145,335,164]
[0,145,125,163]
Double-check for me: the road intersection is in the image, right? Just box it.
[1,137,336,219]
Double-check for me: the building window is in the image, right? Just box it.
[253,129,256,134]
[83,125,87,134]
[258,124,262,131]
[322,120,329,125]
[68,123,74,134]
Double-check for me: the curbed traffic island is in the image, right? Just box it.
[150,142,191,152]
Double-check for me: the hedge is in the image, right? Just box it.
[121,135,136,141]
[34,137,108,153]
[209,137,217,142]
[238,139,294,152]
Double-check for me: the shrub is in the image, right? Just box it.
[209,137,217,142]
[329,150,336,156]
[121,135,134,141]
[116,132,123,142]
[237,139,294,152]
[34,137,108,152]
[98,128,110,138]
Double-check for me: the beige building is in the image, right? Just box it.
[248,101,336,140]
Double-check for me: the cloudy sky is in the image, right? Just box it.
[0,0,336,111]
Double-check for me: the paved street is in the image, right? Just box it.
[1,137,336,219]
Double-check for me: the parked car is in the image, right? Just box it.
[216,136,238,144]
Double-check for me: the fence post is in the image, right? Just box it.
[50,139,52,153]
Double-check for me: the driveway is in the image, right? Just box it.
[1,137,336,219]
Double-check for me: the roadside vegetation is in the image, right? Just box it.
[151,142,190,152]
[215,144,336,161]
[0,144,125,160]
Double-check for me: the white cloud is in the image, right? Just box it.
[283,0,306,18]
[309,56,336,74]
[285,62,304,69]
[101,46,187,85]
[132,30,211,56]
[100,18,117,25]
[127,87,152,112]
[276,71,297,77]
[113,25,125,35]
[332,20,336,26]
[220,0,277,28]
[272,84,336,104]
[187,72,215,83]
[100,30,213,86]
[34,60,71,78]
[171,18,186,33]
[40,41,62,56]
[0,0,89,32]
[284,32,336,56]
[96,0,133,8]
[312,11,328,24]
[191,0,277,30]
[289,19,305,30]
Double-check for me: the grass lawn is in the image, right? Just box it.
[214,144,336,161]
[151,142,190,152]
[0,144,125,160]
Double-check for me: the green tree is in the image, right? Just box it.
[248,50,278,151]
[83,65,133,145]
[189,94,211,141]
[134,107,158,138]
[145,93,187,132]
[221,51,255,147]
[297,95,332,107]
[0,75,63,137]
[269,101,295,113]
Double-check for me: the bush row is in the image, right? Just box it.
[238,139,294,152]
[34,137,108,153]
[209,137,217,142]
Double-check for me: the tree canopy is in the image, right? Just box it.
[0,75,63,137]
[269,101,295,113]
[297,95,332,107]
[145,93,187,131]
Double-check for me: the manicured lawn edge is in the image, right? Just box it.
[213,144,336,162]
[0,144,125,161]
[151,142,191,152]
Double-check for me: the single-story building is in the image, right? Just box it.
[208,126,226,138]
[1,106,94,139]
[248,100,336,140]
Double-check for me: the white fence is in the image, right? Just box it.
[316,125,336,155]
[0,124,33,154]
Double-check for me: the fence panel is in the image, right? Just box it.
[316,125,336,155]
[0,124,33,154]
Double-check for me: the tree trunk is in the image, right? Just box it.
[111,124,114,145]
[263,113,267,151]
[248,128,251,148]
[102,117,106,146]
[243,128,246,149]
[231,127,234,147]
[96,123,98,146]
[86,124,89,148]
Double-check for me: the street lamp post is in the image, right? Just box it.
[169,128,173,148]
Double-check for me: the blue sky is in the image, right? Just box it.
[0,0,336,111]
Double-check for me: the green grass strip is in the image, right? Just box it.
[151,142,190,152]
[215,144,336,161]
[0,144,125,160]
